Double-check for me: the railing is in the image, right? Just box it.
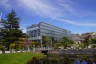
[1,48,96,54]
[48,48,96,54]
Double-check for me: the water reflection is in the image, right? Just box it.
[93,62,96,64]
[74,60,96,64]
[27,54,96,64]
[74,59,80,64]
[81,60,88,64]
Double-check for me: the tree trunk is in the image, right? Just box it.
[1,49,5,54]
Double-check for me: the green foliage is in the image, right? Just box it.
[42,36,50,47]
[91,45,96,48]
[82,38,96,48]
[27,57,41,64]
[60,37,74,49]
[0,44,3,50]
[82,36,90,48]
[53,43,62,48]
[30,41,40,48]
[79,43,85,49]
[0,44,5,53]
[6,10,19,29]
[89,38,96,48]
[27,54,74,64]
[14,43,24,50]
[53,37,74,49]
[0,10,23,49]
[42,36,49,43]
[9,43,15,49]
[90,38,96,44]
[9,42,24,50]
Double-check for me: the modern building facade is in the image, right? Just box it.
[27,22,71,46]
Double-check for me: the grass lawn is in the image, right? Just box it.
[0,52,44,64]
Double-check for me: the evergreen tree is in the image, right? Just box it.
[6,10,19,29]
[1,10,22,50]
[0,19,5,44]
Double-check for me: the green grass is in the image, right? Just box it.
[0,52,44,64]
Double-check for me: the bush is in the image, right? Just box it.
[0,44,3,50]
[9,43,15,49]
[0,44,5,53]
[27,54,74,64]
[27,57,41,64]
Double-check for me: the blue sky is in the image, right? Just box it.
[0,0,96,34]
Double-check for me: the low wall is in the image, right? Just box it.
[48,48,96,55]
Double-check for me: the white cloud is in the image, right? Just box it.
[58,18,96,26]
[19,0,96,26]
[57,0,74,13]
[57,0,96,17]
[19,0,63,18]
[0,0,11,9]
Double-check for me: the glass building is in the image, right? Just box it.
[27,22,71,46]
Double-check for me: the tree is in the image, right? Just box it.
[9,43,15,53]
[1,10,22,50]
[0,29,3,43]
[0,44,5,54]
[90,38,96,44]
[89,38,96,48]
[0,19,6,44]
[60,37,73,49]
[54,43,62,49]
[18,33,28,50]
[42,36,50,47]
[79,43,85,49]
[5,10,19,29]
[30,41,40,48]
[82,35,91,48]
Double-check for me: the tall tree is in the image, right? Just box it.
[5,10,19,29]
[0,19,7,45]
[1,10,22,50]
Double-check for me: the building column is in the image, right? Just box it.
[40,39,43,48]
[51,39,52,48]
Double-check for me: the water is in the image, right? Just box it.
[27,54,96,64]
[74,59,80,64]
[74,59,96,64]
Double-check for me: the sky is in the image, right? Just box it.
[0,0,96,34]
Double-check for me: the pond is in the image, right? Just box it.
[74,59,96,64]
[27,54,96,64]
